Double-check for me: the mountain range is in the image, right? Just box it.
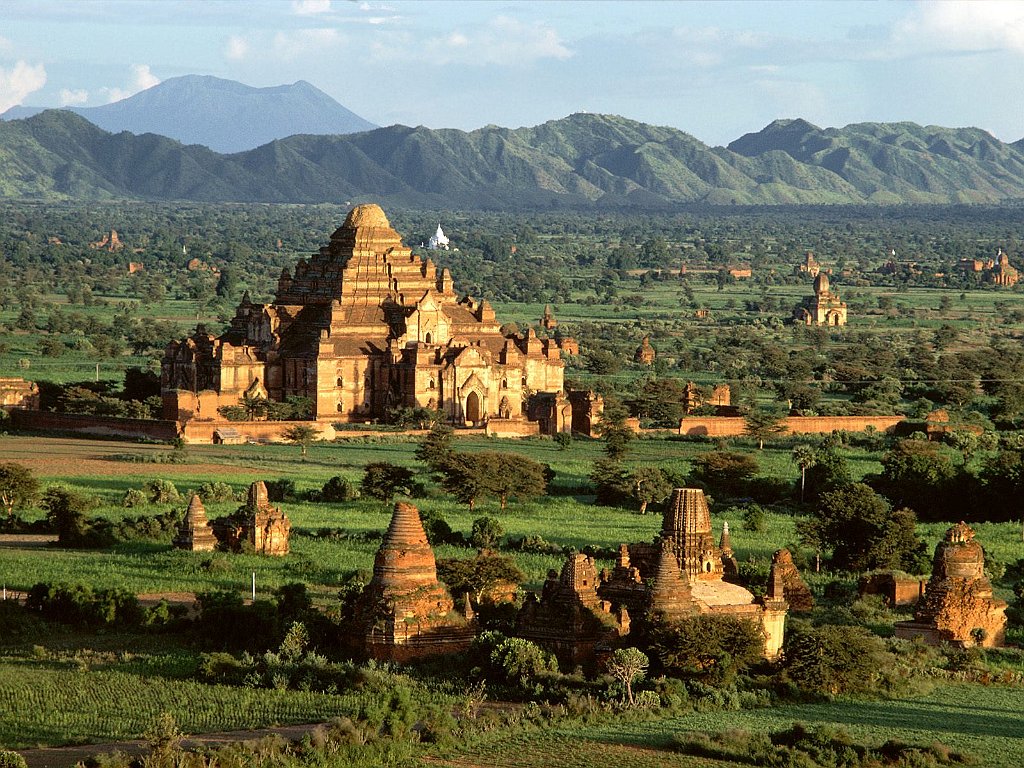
[0,75,377,153]
[2,108,1024,208]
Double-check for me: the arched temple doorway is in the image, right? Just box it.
[466,391,482,424]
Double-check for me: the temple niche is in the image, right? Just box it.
[599,488,788,658]
[354,502,475,661]
[794,273,847,327]
[895,523,1006,648]
[161,204,566,432]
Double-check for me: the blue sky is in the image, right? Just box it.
[1,0,1023,145]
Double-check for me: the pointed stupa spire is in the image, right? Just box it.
[720,521,733,556]
[173,494,217,551]
[247,480,270,508]
[186,494,208,522]
[647,537,695,620]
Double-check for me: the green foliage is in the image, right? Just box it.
[25,582,144,627]
[644,615,764,685]
[871,439,965,521]
[673,722,972,767]
[598,399,634,461]
[282,424,319,457]
[781,622,901,697]
[317,475,358,503]
[143,479,181,504]
[196,481,236,503]
[631,465,672,515]
[436,551,523,604]
[470,516,505,549]
[415,422,454,477]
[603,647,649,706]
[360,462,416,501]
[488,637,558,691]
[121,488,148,508]
[690,450,759,498]
[743,407,789,449]
[801,483,928,572]
[0,462,39,516]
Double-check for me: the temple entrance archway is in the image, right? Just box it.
[466,391,482,424]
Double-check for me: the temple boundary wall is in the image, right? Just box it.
[678,415,903,437]
[11,410,181,441]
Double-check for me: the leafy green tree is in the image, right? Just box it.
[597,399,634,461]
[416,422,454,477]
[318,476,358,502]
[644,614,763,685]
[690,451,759,498]
[802,446,851,504]
[282,424,318,458]
[800,483,927,572]
[360,462,416,501]
[489,453,549,509]
[743,407,788,450]
[632,466,672,515]
[437,550,524,604]
[604,647,649,706]
[441,453,494,510]
[0,463,39,517]
[470,516,505,549]
[591,458,634,507]
[870,439,961,521]
[781,622,897,696]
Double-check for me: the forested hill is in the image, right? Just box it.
[3,110,1024,207]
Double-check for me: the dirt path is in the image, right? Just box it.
[18,722,329,768]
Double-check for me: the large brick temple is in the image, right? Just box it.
[162,204,570,431]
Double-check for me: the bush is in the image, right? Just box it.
[318,476,359,503]
[265,478,298,502]
[470,517,504,549]
[0,751,28,768]
[25,582,143,628]
[197,481,237,503]
[644,614,764,685]
[144,479,180,504]
[489,637,558,690]
[781,621,899,696]
[121,488,148,508]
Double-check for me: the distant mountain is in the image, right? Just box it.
[1,110,1023,207]
[0,75,377,153]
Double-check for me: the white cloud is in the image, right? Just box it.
[0,60,46,113]
[99,63,161,104]
[59,88,89,106]
[423,15,572,66]
[894,1,1024,54]
[272,28,341,60]
[292,0,331,15]
[225,35,249,61]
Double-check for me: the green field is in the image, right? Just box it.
[432,683,1024,767]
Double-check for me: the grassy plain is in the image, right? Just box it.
[431,683,1024,768]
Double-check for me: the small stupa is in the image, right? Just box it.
[172,495,217,552]
[356,502,474,661]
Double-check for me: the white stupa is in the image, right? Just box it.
[427,223,450,250]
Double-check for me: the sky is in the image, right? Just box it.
[1,0,1023,146]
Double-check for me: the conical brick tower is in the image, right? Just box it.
[647,537,697,621]
[663,488,723,581]
[357,502,474,661]
[173,494,217,552]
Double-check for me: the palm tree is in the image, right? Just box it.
[792,445,817,503]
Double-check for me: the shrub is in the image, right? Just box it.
[144,479,180,504]
[741,504,767,533]
[265,478,298,502]
[197,481,237,503]
[470,517,504,549]
[644,614,764,685]
[0,751,28,768]
[781,621,898,696]
[121,488,148,508]
[489,637,558,690]
[318,475,359,503]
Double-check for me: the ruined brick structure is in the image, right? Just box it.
[767,549,813,613]
[0,378,39,411]
[172,494,217,552]
[516,552,629,669]
[600,488,787,658]
[162,204,567,432]
[633,335,656,365]
[794,272,847,326]
[895,523,1006,648]
[794,251,821,277]
[213,481,291,556]
[356,502,474,661]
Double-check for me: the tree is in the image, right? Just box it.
[282,424,318,458]
[441,453,497,510]
[591,458,634,507]
[0,463,39,517]
[489,453,549,509]
[597,399,634,461]
[604,647,649,706]
[644,614,763,685]
[870,439,960,521]
[416,422,454,478]
[690,451,759,498]
[799,483,927,572]
[781,622,896,696]
[791,445,816,503]
[360,462,416,501]
[470,516,505,549]
[631,466,672,515]
[437,551,524,604]
[743,408,788,450]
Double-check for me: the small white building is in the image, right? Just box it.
[427,224,450,250]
